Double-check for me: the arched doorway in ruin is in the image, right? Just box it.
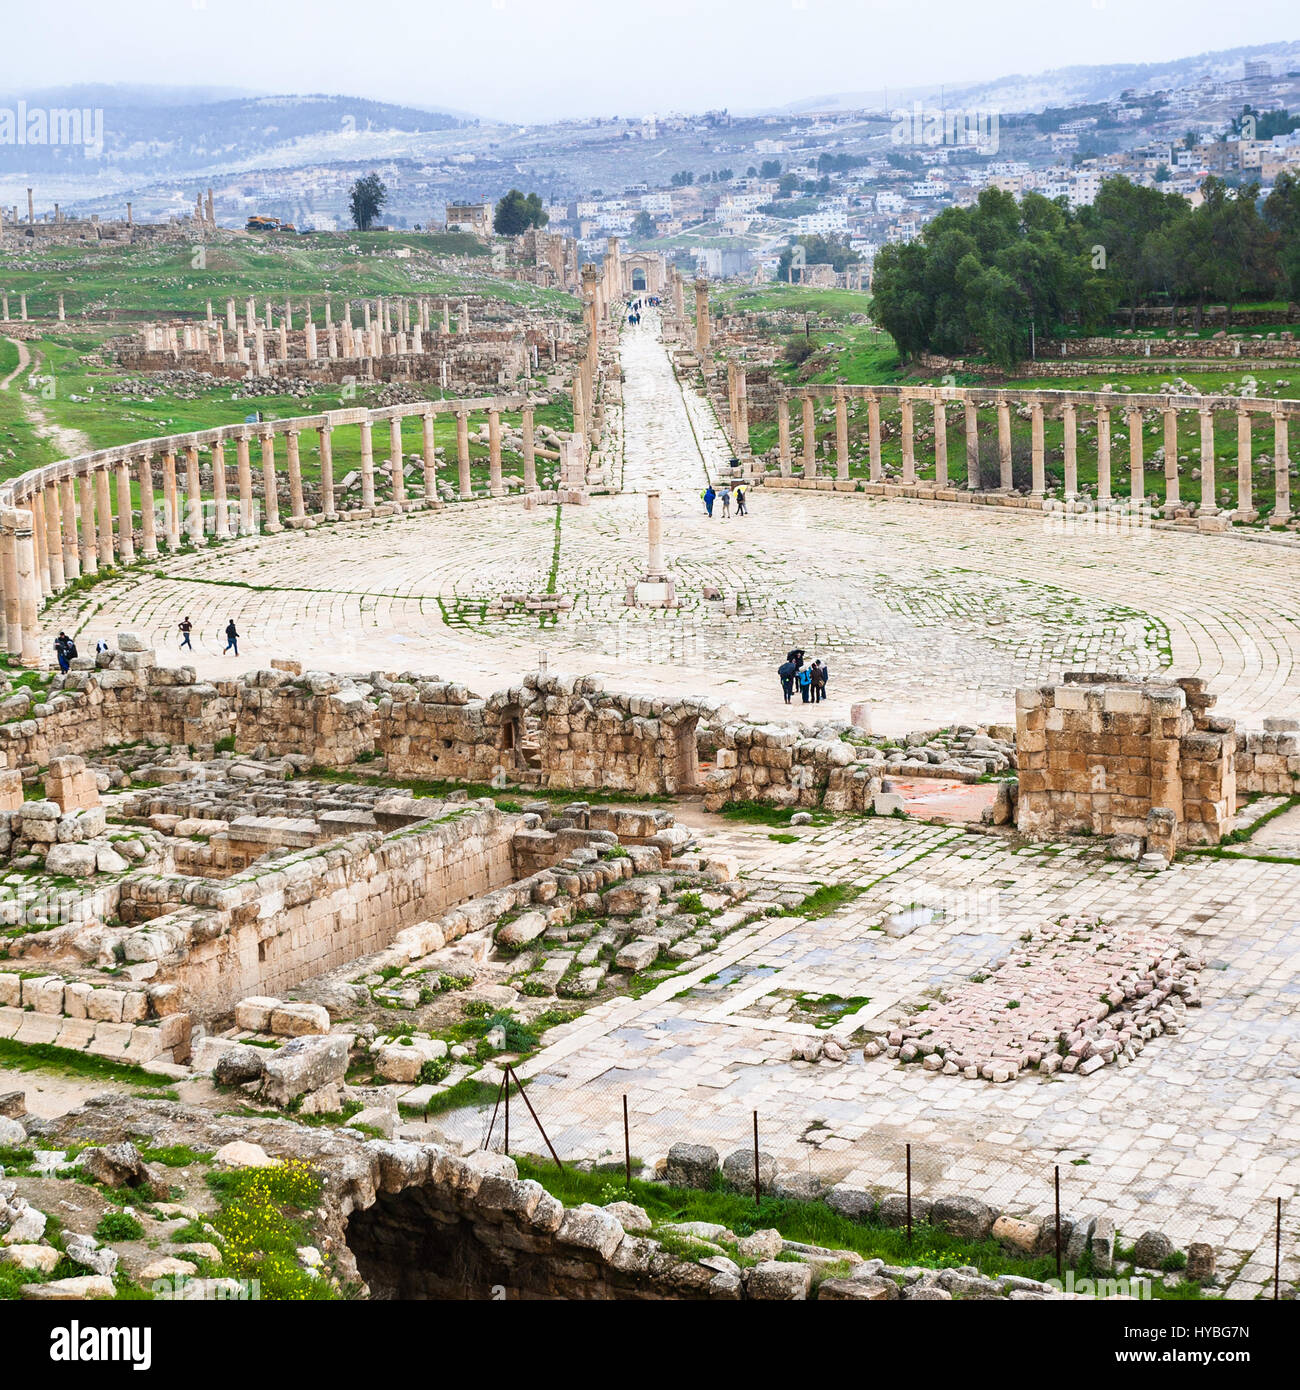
[631,267,647,293]
[668,714,700,794]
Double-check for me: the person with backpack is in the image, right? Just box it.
[797,663,813,703]
[54,631,73,673]
[702,484,716,517]
[778,658,796,704]
[810,660,827,703]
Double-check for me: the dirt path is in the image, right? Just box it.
[0,335,31,391]
[3,337,92,458]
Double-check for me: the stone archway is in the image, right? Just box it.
[631,268,647,293]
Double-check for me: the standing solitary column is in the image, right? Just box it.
[736,369,749,455]
[137,453,157,557]
[900,396,916,485]
[694,279,710,357]
[1,513,20,659]
[456,411,472,499]
[1163,408,1180,508]
[487,409,503,497]
[185,444,203,543]
[521,406,537,493]
[211,440,229,538]
[801,394,817,480]
[95,467,115,565]
[358,420,375,510]
[115,462,135,564]
[1127,408,1144,509]
[12,510,39,666]
[1199,409,1217,514]
[964,401,980,489]
[59,478,80,580]
[933,400,948,488]
[1096,406,1112,503]
[996,400,1013,491]
[868,393,882,482]
[286,430,306,522]
[261,433,282,531]
[420,412,437,502]
[1030,402,1045,498]
[1236,410,1254,518]
[236,433,254,534]
[318,427,336,519]
[31,489,51,596]
[777,395,792,477]
[161,450,180,549]
[835,390,850,481]
[1273,412,1291,523]
[646,490,665,579]
[388,418,406,506]
[1062,403,1078,499]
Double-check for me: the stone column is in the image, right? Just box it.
[900,395,916,485]
[996,400,1013,491]
[59,478,80,580]
[456,410,472,499]
[319,427,336,519]
[868,393,882,482]
[161,450,180,548]
[387,418,406,506]
[44,484,66,589]
[1163,408,1180,508]
[1236,410,1254,518]
[1096,406,1112,503]
[1062,403,1078,499]
[96,467,115,565]
[114,462,135,563]
[211,440,229,538]
[12,509,39,666]
[358,420,375,511]
[185,444,203,543]
[261,433,282,531]
[286,429,306,522]
[31,489,50,596]
[488,409,503,496]
[1199,409,1216,513]
[236,433,254,534]
[1273,412,1290,523]
[78,472,98,575]
[694,278,710,357]
[801,394,817,480]
[646,490,665,579]
[1127,407,1144,508]
[964,401,980,489]
[933,400,948,488]
[0,513,20,659]
[137,454,157,558]
[1030,402,1045,497]
[835,390,850,481]
[777,395,792,477]
[521,406,537,493]
[735,368,749,455]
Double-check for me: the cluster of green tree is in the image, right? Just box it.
[871,176,1300,369]
[759,159,782,179]
[776,234,862,281]
[1234,106,1300,141]
[816,152,870,174]
[348,173,388,231]
[492,190,548,236]
[671,170,695,187]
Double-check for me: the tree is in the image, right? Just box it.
[670,170,694,187]
[777,234,861,282]
[632,210,655,238]
[759,159,782,179]
[348,173,387,231]
[1264,170,1300,298]
[492,189,548,236]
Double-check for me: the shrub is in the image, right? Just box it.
[95,1210,144,1241]
[417,1056,452,1086]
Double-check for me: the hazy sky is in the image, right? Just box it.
[7,0,1298,121]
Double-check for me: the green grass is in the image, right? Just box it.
[0,1037,167,1091]
[718,800,834,828]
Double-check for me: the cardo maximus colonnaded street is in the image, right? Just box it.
[1,223,1299,1309]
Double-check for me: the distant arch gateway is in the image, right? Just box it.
[620,251,664,298]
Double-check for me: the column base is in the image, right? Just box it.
[263,521,283,534]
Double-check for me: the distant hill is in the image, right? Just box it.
[0,88,469,175]
[779,39,1300,115]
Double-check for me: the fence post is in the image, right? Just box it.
[906,1143,913,1246]
[1054,1165,1062,1280]
[508,1063,564,1172]
[753,1110,761,1208]
[504,1068,510,1156]
[1277,1197,1283,1301]
[623,1094,631,1190]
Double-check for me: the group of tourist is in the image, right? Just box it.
[778,647,829,705]
[701,482,747,518]
[178,616,240,655]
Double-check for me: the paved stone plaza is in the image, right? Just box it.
[44,312,1300,735]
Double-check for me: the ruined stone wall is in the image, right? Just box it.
[1016,676,1236,849]
[1235,719,1300,796]
[233,669,374,764]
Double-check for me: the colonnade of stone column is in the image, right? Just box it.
[771,385,1295,524]
[0,397,544,665]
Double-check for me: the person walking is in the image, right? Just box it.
[810,660,827,703]
[223,619,239,656]
[702,484,716,517]
[735,484,747,516]
[178,616,193,650]
[54,631,72,673]
[720,486,731,518]
[797,663,813,703]
[778,658,796,704]
[817,658,829,702]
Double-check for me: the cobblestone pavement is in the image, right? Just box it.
[42,313,1300,733]
[429,810,1299,1298]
